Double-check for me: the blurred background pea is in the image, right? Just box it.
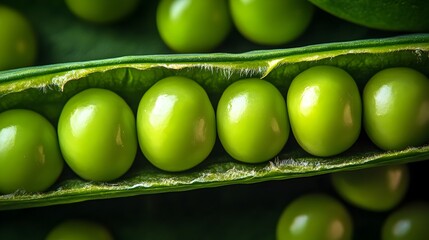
[229,0,314,45]
[64,0,140,24]
[0,5,37,71]
[156,0,232,53]
[331,164,409,212]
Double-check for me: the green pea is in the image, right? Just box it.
[277,193,353,240]
[0,5,37,71]
[331,164,409,212]
[58,88,137,181]
[229,0,314,45]
[65,0,139,24]
[46,219,113,240]
[217,78,289,163]
[287,66,362,157]
[0,109,63,194]
[382,202,429,240]
[363,67,429,151]
[137,76,216,172]
[156,0,232,52]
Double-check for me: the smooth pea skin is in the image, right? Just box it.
[46,219,113,240]
[229,0,314,45]
[331,164,409,212]
[65,0,139,24]
[363,67,429,151]
[0,5,37,71]
[287,66,362,157]
[137,76,216,172]
[156,0,231,52]
[382,202,429,240]
[277,193,353,240]
[58,88,137,181]
[0,109,63,194]
[217,78,289,163]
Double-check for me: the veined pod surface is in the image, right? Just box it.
[0,34,428,210]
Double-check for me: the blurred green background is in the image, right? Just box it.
[2,0,402,66]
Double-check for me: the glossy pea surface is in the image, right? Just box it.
[46,219,113,240]
[156,0,231,52]
[217,78,289,163]
[277,193,353,240]
[382,202,429,240]
[0,5,37,71]
[229,0,314,45]
[363,67,429,151]
[287,65,362,157]
[65,0,139,23]
[137,76,216,172]
[58,88,137,181]
[331,164,409,212]
[0,109,63,194]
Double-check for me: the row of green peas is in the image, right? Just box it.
[1,64,428,195]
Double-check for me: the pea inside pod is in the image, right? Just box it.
[0,109,63,194]
[58,88,137,182]
[136,76,216,172]
[363,67,429,151]
[217,78,289,163]
[287,65,362,157]
[0,34,428,210]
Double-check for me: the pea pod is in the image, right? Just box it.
[1,34,429,210]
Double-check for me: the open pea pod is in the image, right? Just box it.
[1,34,429,210]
